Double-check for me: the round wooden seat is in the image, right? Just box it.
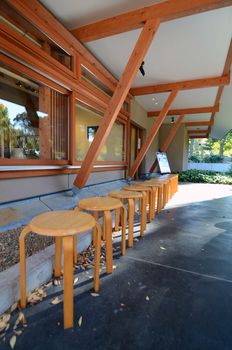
[123,185,154,222]
[78,196,126,275]
[19,210,101,329]
[109,189,146,247]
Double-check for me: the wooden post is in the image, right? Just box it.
[73,19,160,188]
[149,114,184,173]
[128,90,178,178]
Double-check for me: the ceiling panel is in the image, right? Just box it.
[40,0,163,28]
[86,8,232,86]
[135,88,218,111]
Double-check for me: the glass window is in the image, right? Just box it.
[0,67,69,161]
[76,103,125,162]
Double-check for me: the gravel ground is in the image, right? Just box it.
[0,227,54,272]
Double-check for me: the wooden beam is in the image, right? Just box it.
[185,121,212,127]
[189,135,208,139]
[128,90,178,178]
[188,129,208,134]
[5,0,118,87]
[149,114,184,173]
[148,105,219,117]
[130,74,230,95]
[71,0,232,42]
[208,38,232,135]
[73,19,160,188]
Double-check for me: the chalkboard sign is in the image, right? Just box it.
[156,152,171,174]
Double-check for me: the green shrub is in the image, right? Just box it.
[178,169,232,184]
[188,155,201,163]
[203,155,223,163]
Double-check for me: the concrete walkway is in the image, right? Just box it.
[1,183,232,350]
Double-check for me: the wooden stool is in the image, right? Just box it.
[146,178,170,207]
[19,210,101,329]
[77,196,126,274]
[123,185,154,223]
[136,181,160,214]
[108,190,146,248]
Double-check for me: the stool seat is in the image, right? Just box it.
[78,196,126,274]
[109,190,142,199]
[19,210,101,330]
[29,210,95,236]
[123,186,154,222]
[78,196,122,211]
[109,189,146,247]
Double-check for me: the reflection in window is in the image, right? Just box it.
[76,103,125,162]
[0,67,69,161]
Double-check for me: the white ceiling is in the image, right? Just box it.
[85,8,232,86]
[40,1,232,139]
[135,88,218,111]
[40,0,164,28]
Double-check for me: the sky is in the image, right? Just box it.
[0,98,26,123]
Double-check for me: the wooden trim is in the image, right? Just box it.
[189,135,207,139]
[71,0,232,42]
[0,159,68,165]
[130,74,230,95]
[80,58,116,92]
[185,121,213,127]
[148,105,219,117]
[208,39,232,134]
[0,166,127,180]
[188,129,209,134]
[128,90,178,178]
[69,92,77,165]
[5,0,118,87]
[74,19,160,188]
[0,53,68,94]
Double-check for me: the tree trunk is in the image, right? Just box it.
[219,140,225,157]
[189,139,194,157]
[1,130,4,158]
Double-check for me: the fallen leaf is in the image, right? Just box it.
[146,296,150,301]
[0,321,7,331]
[10,303,18,313]
[90,293,99,297]
[2,314,10,324]
[78,316,82,327]
[53,279,61,286]
[44,281,53,288]
[51,297,62,305]
[73,277,79,285]
[113,265,117,270]
[18,312,27,325]
[160,246,166,250]
[9,335,16,349]
[14,330,22,336]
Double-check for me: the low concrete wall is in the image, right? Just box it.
[188,163,231,172]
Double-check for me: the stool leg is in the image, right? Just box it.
[73,236,77,265]
[128,198,135,248]
[158,187,162,213]
[103,210,113,274]
[115,208,120,231]
[54,237,63,277]
[93,223,101,292]
[120,205,126,255]
[63,236,74,329]
[140,192,147,236]
[93,211,99,244]
[152,188,157,219]
[19,226,31,308]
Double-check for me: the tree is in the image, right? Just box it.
[0,104,11,158]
